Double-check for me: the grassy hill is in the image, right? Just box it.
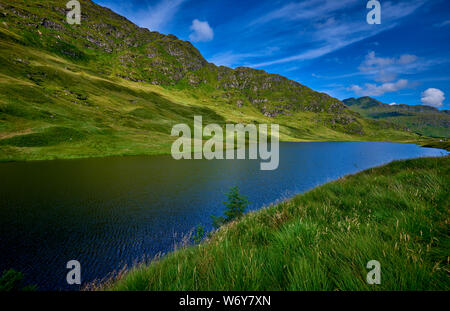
[99,156,449,291]
[343,97,450,138]
[0,0,419,162]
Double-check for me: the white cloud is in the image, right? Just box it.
[250,44,345,67]
[398,54,418,65]
[389,102,397,106]
[350,85,363,94]
[209,47,279,67]
[421,88,445,108]
[210,51,258,67]
[139,0,188,32]
[97,0,188,32]
[249,0,426,68]
[251,0,359,25]
[434,20,450,27]
[358,51,418,82]
[189,19,214,42]
[350,79,410,96]
[360,51,395,69]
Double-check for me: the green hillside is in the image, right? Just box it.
[343,97,450,138]
[0,0,418,162]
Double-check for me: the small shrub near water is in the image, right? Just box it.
[192,225,205,244]
[212,186,250,228]
[192,187,249,244]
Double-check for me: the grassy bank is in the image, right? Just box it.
[101,156,449,291]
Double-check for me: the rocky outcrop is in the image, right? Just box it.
[0,0,376,137]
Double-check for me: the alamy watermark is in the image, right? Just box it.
[366,260,381,285]
[171,116,279,171]
[66,0,81,25]
[66,260,81,285]
[367,0,381,24]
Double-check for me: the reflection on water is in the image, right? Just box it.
[0,142,447,290]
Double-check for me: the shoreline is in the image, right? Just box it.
[99,156,450,291]
[0,138,447,163]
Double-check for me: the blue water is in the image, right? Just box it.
[0,141,447,290]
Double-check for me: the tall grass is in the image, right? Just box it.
[102,156,449,291]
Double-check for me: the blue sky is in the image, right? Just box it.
[93,0,450,110]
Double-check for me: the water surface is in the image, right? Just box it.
[0,141,447,290]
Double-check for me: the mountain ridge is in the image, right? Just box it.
[0,0,355,115]
[0,0,419,161]
[343,97,449,138]
[344,96,449,113]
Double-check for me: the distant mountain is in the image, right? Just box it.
[0,0,417,161]
[343,97,449,138]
